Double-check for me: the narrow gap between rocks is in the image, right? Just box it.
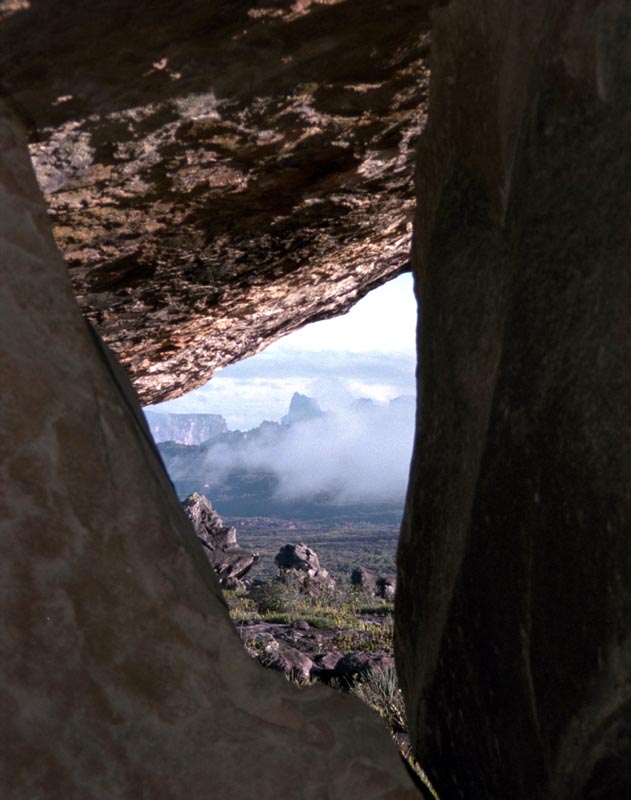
[142,273,436,793]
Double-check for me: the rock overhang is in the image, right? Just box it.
[0,0,431,404]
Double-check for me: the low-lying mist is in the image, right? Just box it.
[199,395,415,505]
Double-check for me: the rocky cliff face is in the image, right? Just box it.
[144,409,227,444]
[183,492,258,589]
[396,2,631,798]
[0,0,430,403]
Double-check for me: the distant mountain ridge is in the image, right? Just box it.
[144,410,227,445]
[150,393,415,523]
[281,392,324,425]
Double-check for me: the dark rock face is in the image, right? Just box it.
[396,2,631,798]
[183,492,257,588]
[0,0,431,403]
[0,111,417,798]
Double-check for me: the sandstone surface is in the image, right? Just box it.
[0,0,430,403]
[0,107,418,799]
[2,1,631,797]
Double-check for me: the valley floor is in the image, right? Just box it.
[225,516,400,580]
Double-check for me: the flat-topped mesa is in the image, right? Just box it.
[0,0,431,404]
[145,410,227,445]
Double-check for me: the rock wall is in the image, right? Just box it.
[144,410,227,445]
[0,0,431,403]
[0,107,418,799]
[3,1,631,797]
[396,2,631,798]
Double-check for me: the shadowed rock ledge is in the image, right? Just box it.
[396,1,631,798]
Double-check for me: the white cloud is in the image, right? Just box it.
[266,272,416,354]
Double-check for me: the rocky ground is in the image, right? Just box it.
[227,580,413,764]
[182,492,418,770]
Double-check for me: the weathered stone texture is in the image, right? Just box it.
[396,2,631,798]
[0,0,430,403]
[183,492,258,588]
[4,1,631,797]
[0,108,418,799]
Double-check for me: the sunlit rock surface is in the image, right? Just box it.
[0,0,430,403]
[0,108,419,799]
[396,2,631,798]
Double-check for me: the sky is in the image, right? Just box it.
[149,272,418,430]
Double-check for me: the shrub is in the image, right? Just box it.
[249,571,307,615]
[247,571,385,628]
[223,590,260,623]
[351,666,406,731]
[332,616,394,655]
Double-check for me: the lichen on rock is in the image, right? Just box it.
[0,0,431,403]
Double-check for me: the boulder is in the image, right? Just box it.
[275,542,335,593]
[265,647,314,685]
[376,578,396,604]
[275,542,323,577]
[182,492,258,587]
[0,0,432,403]
[334,653,396,687]
[351,566,380,593]
[351,567,396,602]
[0,112,417,799]
[312,652,343,673]
[396,1,631,797]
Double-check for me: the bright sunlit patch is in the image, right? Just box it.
[269,272,416,355]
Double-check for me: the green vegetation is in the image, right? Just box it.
[332,616,394,654]
[226,571,440,799]
[226,572,393,628]
[223,590,260,623]
[351,666,406,735]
